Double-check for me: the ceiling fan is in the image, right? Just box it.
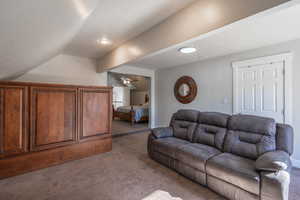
[120,76,138,89]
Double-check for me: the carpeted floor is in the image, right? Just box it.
[0,132,299,200]
[112,120,149,136]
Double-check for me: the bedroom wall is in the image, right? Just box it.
[131,91,149,105]
[155,38,300,165]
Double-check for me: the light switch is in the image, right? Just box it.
[223,97,229,104]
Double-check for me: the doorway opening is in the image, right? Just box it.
[108,72,151,136]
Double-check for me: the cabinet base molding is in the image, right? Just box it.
[0,137,112,179]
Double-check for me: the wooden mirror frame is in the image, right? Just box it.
[174,76,197,104]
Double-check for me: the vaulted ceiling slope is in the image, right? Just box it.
[0,0,292,80]
[0,0,99,80]
[63,0,197,59]
[0,0,196,80]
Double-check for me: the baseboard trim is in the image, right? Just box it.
[112,128,150,138]
[292,158,300,168]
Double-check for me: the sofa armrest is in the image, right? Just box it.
[257,151,292,200]
[151,127,173,139]
[276,124,294,155]
[256,151,292,172]
[260,167,291,200]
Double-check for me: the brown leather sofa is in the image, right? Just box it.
[148,110,294,200]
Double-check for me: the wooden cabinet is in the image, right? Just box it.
[79,88,112,141]
[0,85,28,158]
[30,87,78,151]
[0,82,112,179]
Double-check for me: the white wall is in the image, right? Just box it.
[155,38,300,163]
[16,54,107,86]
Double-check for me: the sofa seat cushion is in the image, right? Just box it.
[206,153,260,195]
[176,143,221,172]
[152,137,190,158]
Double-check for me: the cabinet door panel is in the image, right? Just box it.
[31,87,77,151]
[79,88,112,141]
[0,86,28,157]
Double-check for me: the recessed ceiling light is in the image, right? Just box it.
[97,38,111,45]
[178,47,197,54]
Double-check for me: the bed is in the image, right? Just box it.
[113,105,149,125]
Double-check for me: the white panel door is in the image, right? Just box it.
[237,62,284,122]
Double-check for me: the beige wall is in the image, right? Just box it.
[155,38,300,163]
[15,55,156,128]
[16,54,107,86]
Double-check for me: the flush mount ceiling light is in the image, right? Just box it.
[178,47,197,54]
[97,38,111,45]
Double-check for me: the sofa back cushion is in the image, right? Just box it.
[224,115,276,160]
[170,109,199,142]
[193,112,230,150]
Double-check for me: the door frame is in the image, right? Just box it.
[232,52,293,124]
[107,71,153,129]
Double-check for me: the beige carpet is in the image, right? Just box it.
[0,132,299,200]
[142,190,182,200]
[112,119,149,136]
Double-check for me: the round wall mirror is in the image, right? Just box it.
[174,76,197,104]
[178,83,190,97]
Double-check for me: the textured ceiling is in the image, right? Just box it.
[131,2,300,69]
[0,0,296,80]
[63,0,197,58]
[0,0,195,80]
